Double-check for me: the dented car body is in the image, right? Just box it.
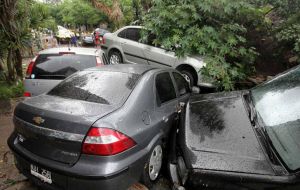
[8,64,191,190]
[172,66,300,189]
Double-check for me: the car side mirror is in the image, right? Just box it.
[192,86,201,94]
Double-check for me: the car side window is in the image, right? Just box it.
[117,29,127,38]
[155,72,177,105]
[172,72,190,96]
[126,28,141,42]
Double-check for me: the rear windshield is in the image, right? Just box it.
[48,71,140,105]
[31,54,97,80]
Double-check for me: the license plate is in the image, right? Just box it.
[30,164,52,184]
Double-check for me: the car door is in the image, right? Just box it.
[171,72,191,110]
[154,72,179,137]
[117,28,148,64]
[142,33,177,68]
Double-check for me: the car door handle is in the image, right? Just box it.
[163,116,169,123]
[175,102,186,113]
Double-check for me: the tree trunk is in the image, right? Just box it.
[14,49,23,79]
[90,0,123,28]
[6,49,15,83]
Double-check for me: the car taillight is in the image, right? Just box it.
[96,57,103,66]
[26,55,38,78]
[101,36,105,44]
[23,91,31,97]
[82,127,136,156]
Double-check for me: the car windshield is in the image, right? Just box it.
[251,66,300,171]
[48,71,140,105]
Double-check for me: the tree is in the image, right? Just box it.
[0,0,58,84]
[0,0,32,83]
[143,0,264,90]
[90,0,123,28]
[58,0,107,29]
[30,2,57,32]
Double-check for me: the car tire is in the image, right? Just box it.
[141,143,163,189]
[181,70,195,87]
[108,50,123,64]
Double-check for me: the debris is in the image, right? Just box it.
[128,183,149,190]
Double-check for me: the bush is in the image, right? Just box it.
[0,81,24,100]
[143,0,264,90]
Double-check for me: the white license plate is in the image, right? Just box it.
[30,164,52,184]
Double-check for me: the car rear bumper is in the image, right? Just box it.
[8,133,146,190]
[14,153,136,190]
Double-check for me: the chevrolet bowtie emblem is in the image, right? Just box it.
[33,116,45,125]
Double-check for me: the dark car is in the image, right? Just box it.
[8,64,192,190]
[168,66,300,190]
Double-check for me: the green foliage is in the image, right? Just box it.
[57,0,108,27]
[30,2,57,32]
[143,0,263,90]
[276,23,300,61]
[0,82,24,100]
[250,0,300,18]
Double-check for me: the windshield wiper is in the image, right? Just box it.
[245,92,277,163]
[245,92,258,126]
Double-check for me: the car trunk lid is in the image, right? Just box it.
[14,95,118,165]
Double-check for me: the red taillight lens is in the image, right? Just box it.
[82,127,136,156]
[96,57,103,66]
[101,36,105,44]
[23,91,31,97]
[26,55,38,78]
[26,61,34,78]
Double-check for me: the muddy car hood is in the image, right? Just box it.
[180,91,275,175]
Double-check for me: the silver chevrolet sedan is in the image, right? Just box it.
[8,64,191,190]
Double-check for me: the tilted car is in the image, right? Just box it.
[168,65,300,189]
[101,26,213,88]
[8,64,192,190]
[24,47,108,97]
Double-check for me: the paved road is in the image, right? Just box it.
[0,102,171,190]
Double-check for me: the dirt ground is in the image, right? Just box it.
[0,100,171,190]
[0,107,36,190]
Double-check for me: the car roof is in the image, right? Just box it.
[86,64,169,75]
[38,47,103,55]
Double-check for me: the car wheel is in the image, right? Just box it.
[181,70,195,87]
[109,51,123,64]
[141,143,163,188]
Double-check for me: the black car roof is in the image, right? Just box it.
[86,64,163,75]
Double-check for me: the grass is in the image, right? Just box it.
[0,81,24,100]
